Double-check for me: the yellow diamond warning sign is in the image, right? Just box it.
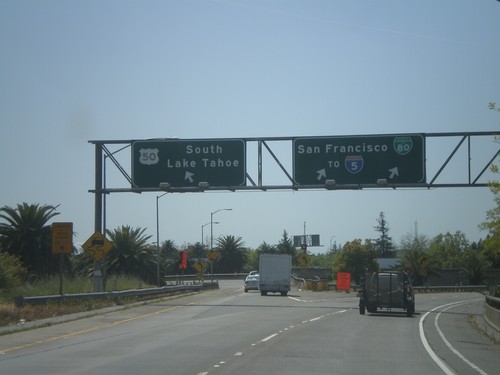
[206,250,220,261]
[82,231,113,262]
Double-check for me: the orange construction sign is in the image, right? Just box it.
[336,272,351,291]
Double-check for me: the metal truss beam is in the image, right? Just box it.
[89,131,499,195]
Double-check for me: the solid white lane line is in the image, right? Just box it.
[434,303,488,375]
[420,299,486,375]
[420,309,455,375]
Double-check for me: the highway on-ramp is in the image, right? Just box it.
[0,280,498,375]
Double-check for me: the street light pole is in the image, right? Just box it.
[210,208,232,282]
[210,208,232,250]
[156,192,168,286]
[202,222,218,258]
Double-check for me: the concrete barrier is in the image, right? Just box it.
[304,280,329,291]
[484,294,500,342]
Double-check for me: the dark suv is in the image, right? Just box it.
[359,271,415,317]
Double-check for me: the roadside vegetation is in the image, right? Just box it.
[0,201,498,327]
[0,275,155,327]
[1,106,499,325]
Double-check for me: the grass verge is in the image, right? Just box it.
[0,276,155,327]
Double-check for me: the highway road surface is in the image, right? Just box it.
[0,280,498,375]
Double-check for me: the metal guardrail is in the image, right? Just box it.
[486,294,500,309]
[165,273,248,281]
[413,285,488,293]
[327,283,490,294]
[15,282,219,307]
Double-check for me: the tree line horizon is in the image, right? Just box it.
[1,202,498,292]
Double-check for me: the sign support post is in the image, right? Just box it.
[51,222,73,296]
[93,143,103,292]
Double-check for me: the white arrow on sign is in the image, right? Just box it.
[316,169,326,181]
[388,167,399,179]
[185,171,194,183]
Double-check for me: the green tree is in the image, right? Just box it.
[245,249,260,273]
[332,239,377,284]
[0,203,60,278]
[479,102,500,266]
[461,241,491,285]
[374,211,395,258]
[480,181,500,266]
[72,250,94,279]
[105,225,156,284]
[276,230,296,257]
[399,233,437,286]
[488,102,499,114]
[160,239,180,275]
[256,242,277,255]
[0,252,27,294]
[215,235,247,273]
[184,242,206,274]
[308,253,333,269]
[428,231,469,268]
[189,242,204,259]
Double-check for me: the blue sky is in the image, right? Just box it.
[1,0,499,252]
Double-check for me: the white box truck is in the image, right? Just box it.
[259,254,292,296]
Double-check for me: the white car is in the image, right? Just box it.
[244,275,259,292]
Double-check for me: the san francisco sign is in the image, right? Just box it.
[293,134,425,185]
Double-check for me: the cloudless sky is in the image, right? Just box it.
[1,0,499,253]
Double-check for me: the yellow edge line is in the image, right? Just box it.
[1,305,180,354]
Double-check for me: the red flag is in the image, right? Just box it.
[179,250,187,269]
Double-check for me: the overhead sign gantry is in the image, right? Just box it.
[92,132,498,195]
[88,131,498,293]
[132,134,426,190]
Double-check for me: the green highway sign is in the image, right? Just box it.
[132,139,246,188]
[293,134,425,185]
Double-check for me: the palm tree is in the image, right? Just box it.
[256,242,277,255]
[0,203,60,278]
[105,225,156,284]
[160,239,179,276]
[215,235,247,273]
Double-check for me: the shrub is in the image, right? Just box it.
[0,252,26,294]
